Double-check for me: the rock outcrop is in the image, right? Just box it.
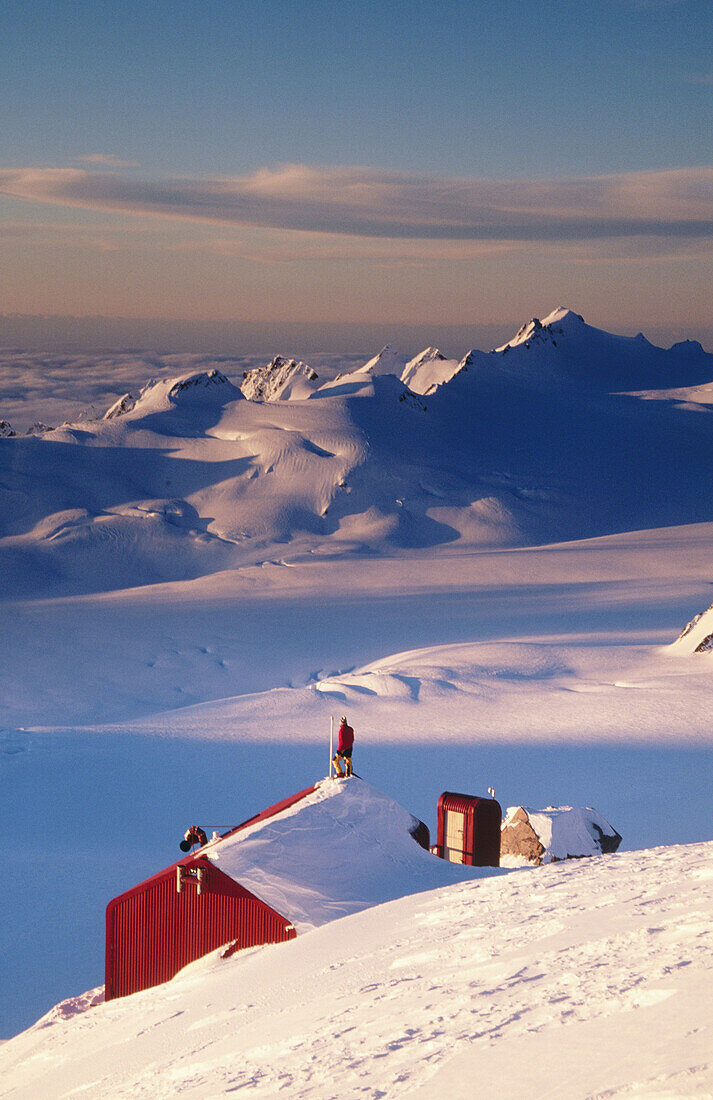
[104,393,137,420]
[241,357,318,402]
[501,805,622,866]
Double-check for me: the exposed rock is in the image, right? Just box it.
[167,369,232,400]
[398,390,426,411]
[103,393,137,420]
[501,805,622,867]
[25,422,53,435]
[241,357,319,401]
[0,420,16,438]
[496,307,585,352]
[677,607,707,642]
[499,806,545,865]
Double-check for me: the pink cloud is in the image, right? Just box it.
[1,163,712,242]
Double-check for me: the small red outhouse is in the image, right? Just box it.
[435,791,502,867]
[105,784,317,1001]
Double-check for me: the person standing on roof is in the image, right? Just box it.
[333,715,354,777]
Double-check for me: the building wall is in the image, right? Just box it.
[106,857,295,1000]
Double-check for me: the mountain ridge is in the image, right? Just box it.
[2,308,713,598]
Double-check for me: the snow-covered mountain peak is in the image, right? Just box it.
[406,347,446,369]
[670,338,704,356]
[165,369,237,403]
[117,369,242,419]
[672,602,713,654]
[241,356,319,402]
[401,347,462,396]
[497,307,585,351]
[497,316,547,351]
[541,306,585,328]
[103,393,137,420]
[358,344,407,377]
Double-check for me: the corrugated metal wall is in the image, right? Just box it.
[106,858,295,1000]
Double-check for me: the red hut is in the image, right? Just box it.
[435,791,502,867]
[105,784,317,1001]
[106,779,437,1002]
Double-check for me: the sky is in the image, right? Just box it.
[1,0,712,352]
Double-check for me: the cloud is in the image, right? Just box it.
[168,234,525,263]
[75,154,140,168]
[1,163,712,243]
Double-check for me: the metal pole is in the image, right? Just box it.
[329,715,334,777]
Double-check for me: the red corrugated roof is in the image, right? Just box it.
[109,783,320,899]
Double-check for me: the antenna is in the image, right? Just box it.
[488,786,496,800]
[329,715,334,778]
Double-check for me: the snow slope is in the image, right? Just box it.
[672,598,713,654]
[1,841,711,1098]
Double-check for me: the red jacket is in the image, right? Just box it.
[337,722,354,752]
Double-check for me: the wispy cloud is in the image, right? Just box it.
[75,154,140,168]
[1,163,712,242]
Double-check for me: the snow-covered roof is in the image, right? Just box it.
[203,778,495,932]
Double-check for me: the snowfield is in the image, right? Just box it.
[1,839,711,1098]
[2,308,713,1090]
